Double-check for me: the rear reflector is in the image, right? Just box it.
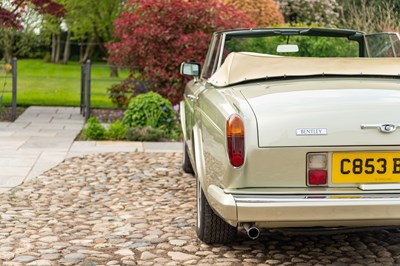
[227,114,245,167]
[308,170,327,185]
[308,154,327,169]
[307,153,328,186]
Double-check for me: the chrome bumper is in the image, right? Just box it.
[207,185,400,227]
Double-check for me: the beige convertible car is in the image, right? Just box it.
[180,28,400,244]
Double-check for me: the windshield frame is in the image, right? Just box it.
[202,28,367,79]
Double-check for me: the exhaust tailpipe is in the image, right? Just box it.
[243,223,260,240]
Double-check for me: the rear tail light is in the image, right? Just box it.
[308,170,327,185]
[307,153,328,186]
[227,114,245,167]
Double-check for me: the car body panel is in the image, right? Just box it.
[180,28,400,236]
[204,145,400,190]
[208,184,400,227]
[240,78,400,147]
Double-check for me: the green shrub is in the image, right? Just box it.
[164,124,183,141]
[82,117,107,140]
[106,119,127,140]
[125,126,165,142]
[122,92,175,132]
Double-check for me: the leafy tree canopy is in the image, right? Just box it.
[221,0,284,27]
[107,0,254,104]
[337,0,400,33]
[278,0,341,27]
[0,0,64,29]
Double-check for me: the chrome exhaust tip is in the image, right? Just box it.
[243,223,260,240]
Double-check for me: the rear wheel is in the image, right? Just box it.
[182,143,194,174]
[196,180,237,244]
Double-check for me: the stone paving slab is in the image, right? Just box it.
[0,187,12,193]
[0,121,11,126]
[0,131,14,137]
[67,141,145,158]
[0,137,29,150]
[63,124,86,130]
[49,119,88,125]
[0,167,32,187]
[143,141,182,152]
[12,131,57,137]
[4,122,30,129]
[0,106,182,193]
[24,123,68,130]
[39,129,81,138]
[0,107,84,191]
[18,136,75,151]
[0,152,38,166]
[25,152,69,181]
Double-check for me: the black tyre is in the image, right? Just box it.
[182,143,195,174]
[196,180,237,244]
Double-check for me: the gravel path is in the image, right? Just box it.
[1,152,400,265]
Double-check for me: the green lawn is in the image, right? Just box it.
[0,59,129,107]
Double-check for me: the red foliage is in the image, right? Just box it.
[107,0,253,105]
[30,0,65,17]
[0,8,21,29]
[0,0,65,29]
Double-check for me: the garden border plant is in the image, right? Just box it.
[82,91,182,142]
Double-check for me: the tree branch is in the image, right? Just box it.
[11,0,26,14]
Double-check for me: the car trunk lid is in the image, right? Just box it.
[240,78,400,147]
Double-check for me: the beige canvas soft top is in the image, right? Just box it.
[208,52,400,87]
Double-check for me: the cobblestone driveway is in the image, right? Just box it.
[1,152,400,266]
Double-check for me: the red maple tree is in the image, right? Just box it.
[0,0,65,29]
[107,0,254,105]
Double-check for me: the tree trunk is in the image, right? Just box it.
[62,31,71,64]
[79,43,85,64]
[55,33,61,64]
[82,36,96,63]
[109,65,119,77]
[51,33,57,62]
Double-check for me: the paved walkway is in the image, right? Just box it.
[0,106,181,193]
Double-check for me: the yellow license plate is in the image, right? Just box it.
[332,152,400,183]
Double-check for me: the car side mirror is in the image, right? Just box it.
[180,62,201,77]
